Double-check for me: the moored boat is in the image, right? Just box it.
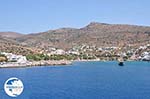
[118,57,124,66]
[118,61,124,66]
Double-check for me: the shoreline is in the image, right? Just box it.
[0,59,149,68]
[0,60,72,68]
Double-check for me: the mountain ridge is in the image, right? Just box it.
[0,22,150,54]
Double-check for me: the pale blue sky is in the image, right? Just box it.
[0,0,150,34]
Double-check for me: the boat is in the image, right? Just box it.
[116,41,125,66]
[118,61,124,66]
[118,57,124,66]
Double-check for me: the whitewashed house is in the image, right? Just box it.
[50,49,66,55]
[141,52,150,61]
[67,51,80,55]
[17,55,27,63]
[1,52,27,63]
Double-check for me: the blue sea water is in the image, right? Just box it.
[0,61,150,99]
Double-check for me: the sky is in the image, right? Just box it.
[0,0,150,34]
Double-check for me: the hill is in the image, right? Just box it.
[0,22,150,55]
[0,35,42,55]
[0,32,24,38]
[15,22,150,50]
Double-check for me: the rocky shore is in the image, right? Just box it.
[0,60,72,68]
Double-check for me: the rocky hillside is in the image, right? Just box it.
[0,32,23,38]
[0,36,42,55]
[0,22,150,54]
[15,22,150,50]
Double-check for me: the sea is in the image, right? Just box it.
[0,61,150,99]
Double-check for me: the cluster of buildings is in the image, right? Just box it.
[131,44,150,61]
[45,44,150,61]
[0,44,150,64]
[45,47,80,56]
[0,52,27,63]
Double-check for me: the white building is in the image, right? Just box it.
[141,52,150,61]
[50,49,66,55]
[16,55,27,63]
[67,51,80,55]
[1,52,27,63]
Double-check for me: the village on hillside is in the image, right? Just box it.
[0,43,150,67]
